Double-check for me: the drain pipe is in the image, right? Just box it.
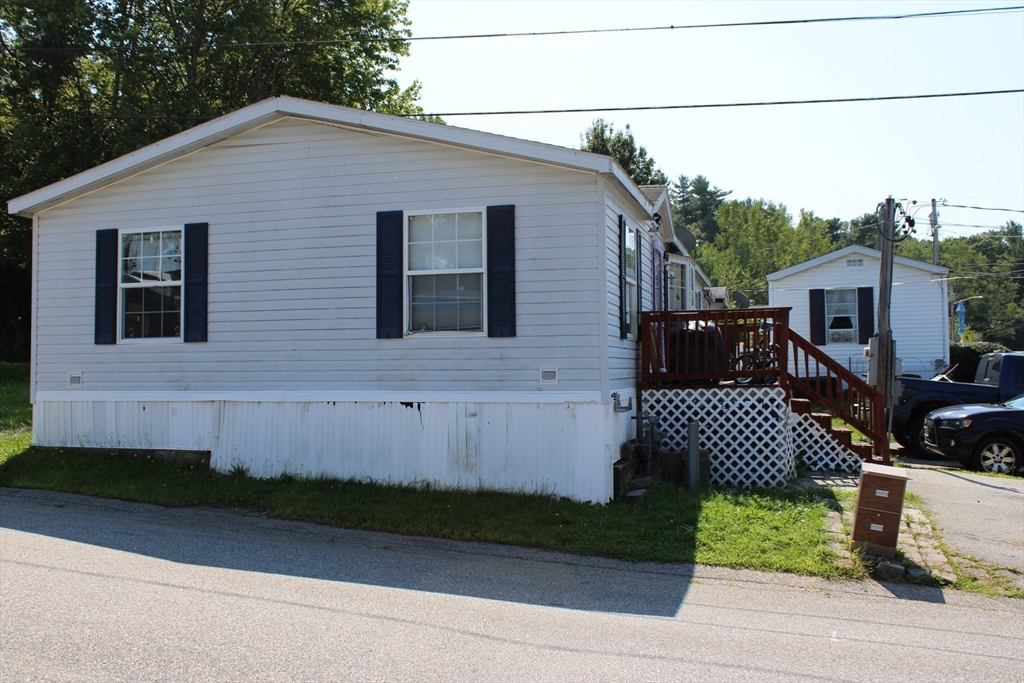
[688,420,700,491]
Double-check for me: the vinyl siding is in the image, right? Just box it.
[769,254,949,375]
[34,117,604,394]
[604,185,654,393]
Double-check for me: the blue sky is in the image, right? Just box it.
[396,1,1024,238]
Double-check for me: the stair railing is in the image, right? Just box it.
[786,330,890,463]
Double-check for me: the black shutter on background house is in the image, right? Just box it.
[487,204,516,337]
[619,215,627,339]
[857,286,874,345]
[183,222,209,343]
[376,210,404,339]
[809,288,826,345]
[95,229,118,345]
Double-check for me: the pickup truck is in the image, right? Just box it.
[891,352,1024,458]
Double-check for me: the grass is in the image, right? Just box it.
[0,361,860,578]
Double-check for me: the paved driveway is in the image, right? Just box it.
[903,465,1024,573]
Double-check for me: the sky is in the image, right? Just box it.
[395,1,1024,239]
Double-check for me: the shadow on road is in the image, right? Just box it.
[1,488,696,617]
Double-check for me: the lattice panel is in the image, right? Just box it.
[789,414,862,473]
[642,387,794,488]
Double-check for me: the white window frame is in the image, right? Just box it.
[117,226,184,344]
[403,208,488,337]
[825,288,858,345]
[624,224,638,338]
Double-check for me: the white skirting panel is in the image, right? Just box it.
[33,399,621,503]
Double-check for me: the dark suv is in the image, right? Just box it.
[922,394,1024,474]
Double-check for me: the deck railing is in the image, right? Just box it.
[640,310,890,463]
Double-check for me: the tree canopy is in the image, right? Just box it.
[669,174,731,244]
[579,118,666,186]
[1,0,425,269]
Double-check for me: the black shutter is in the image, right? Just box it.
[809,288,826,345]
[376,210,404,339]
[95,229,118,344]
[619,215,627,339]
[487,204,516,337]
[857,286,874,345]
[183,222,209,343]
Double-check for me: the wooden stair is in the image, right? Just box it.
[792,397,877,465]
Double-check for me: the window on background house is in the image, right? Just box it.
[406,211,484,333]
[120,229,182,339]
[825,288,858,344]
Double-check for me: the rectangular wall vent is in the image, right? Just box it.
[69,372,83,388]
[539,367,558,384]
[846,258,864,267]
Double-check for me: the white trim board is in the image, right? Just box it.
[35,390,608,404]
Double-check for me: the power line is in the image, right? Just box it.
[415,89,1024,117]
[9,88,1021,122]
[8,5,1022,54]
[942,203,1024,213]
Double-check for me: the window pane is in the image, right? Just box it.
[625,230,637,280]
[432,242,457,270]
[433,213,457,241]
[409,244,432,271]
[124,314,143,338]
[409,215,432,243]
[457,240,483,269]
[828,302,857,316]
[460,273,482,301]
[829,315,855,330]
[162,312,181,338]
[161,255,182,282]
[457,213,482,240]
[164,286,181,311]
[411,303,433,332]
[161,231,181,256]
[123,234,142,259]
[459,303,481,329]
[122,258,142,283]
[141,257,160,281]
[141,233,160,257]
[826,289,856,304]
[435,303,458,331]
[124,288,143,313]
[143,287,165,313]
[143,312,162,337]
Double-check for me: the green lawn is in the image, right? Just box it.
[0,362,861,578]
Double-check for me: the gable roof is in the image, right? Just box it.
[9,96,653,217]
[766,244,948,281]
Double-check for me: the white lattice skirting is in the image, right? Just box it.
[643,387,863,488]
[643,387,795,488]
[789,414,862,473]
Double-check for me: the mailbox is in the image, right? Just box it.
[851,462,908,558]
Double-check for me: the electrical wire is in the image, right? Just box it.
[7,5,1022,54]
[942,203,1024,213]
[415,89,1024,117]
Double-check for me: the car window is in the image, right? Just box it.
[1006,394,1024,409]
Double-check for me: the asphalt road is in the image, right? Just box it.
[2,488,1023,682]
[904,466,1024,572]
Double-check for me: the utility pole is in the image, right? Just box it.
[875,197,896,409]
[929,198,940,265]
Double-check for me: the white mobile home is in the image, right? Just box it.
[8,97,673,503]
[767,245,949,377]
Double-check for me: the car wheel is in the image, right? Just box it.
[892,431,910,449]
[973,436,1021,475]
